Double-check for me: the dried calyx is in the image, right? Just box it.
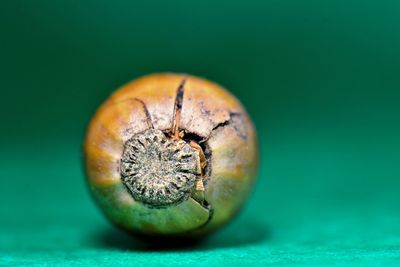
[120,80,209,209]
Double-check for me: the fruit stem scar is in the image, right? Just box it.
[171,79,186,139]
[134,98,154,129]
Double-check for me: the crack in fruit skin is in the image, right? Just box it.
[120,128,201,208]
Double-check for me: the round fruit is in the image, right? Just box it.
[84,73,258,237]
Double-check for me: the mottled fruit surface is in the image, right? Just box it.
[84,73,258,237]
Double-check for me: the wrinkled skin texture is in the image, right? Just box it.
[84,73,258,237]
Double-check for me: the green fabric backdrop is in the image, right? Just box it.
[1,0,400,266]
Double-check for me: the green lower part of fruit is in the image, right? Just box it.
[90,182,212,236]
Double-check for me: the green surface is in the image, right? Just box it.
[1,1,400,266]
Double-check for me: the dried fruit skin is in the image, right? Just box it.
[84,73,258,237]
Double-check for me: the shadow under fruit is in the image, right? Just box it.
[83,73,259,238]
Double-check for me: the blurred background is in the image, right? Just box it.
[1,0,400,266]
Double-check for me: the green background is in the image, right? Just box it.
[1,1,400,266]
